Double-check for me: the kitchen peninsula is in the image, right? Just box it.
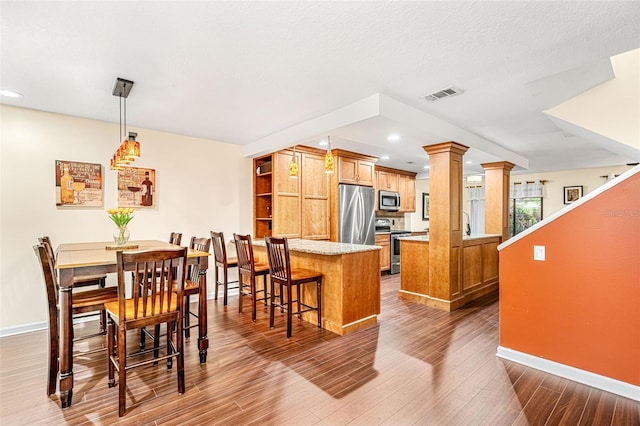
[399,234,501,311]
[253,239,381,335]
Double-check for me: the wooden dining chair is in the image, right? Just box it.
[183,236,211,338]
[105,247,187,417]
[39,236,107,288]
[264,237,323,338]
[233,233,270,321]
[34,244,118,396]
[210,231,238,306]
[169,232,182,245]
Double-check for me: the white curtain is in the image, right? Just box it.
[467,186,485,235]
[510,180,543,199]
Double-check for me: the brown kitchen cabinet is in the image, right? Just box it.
[253,146,329,240]
[399,174,416,212]
[375,165,417,213]
[336,150,376,187]
[375,234,391,272]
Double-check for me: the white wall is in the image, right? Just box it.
[0,105,253,333]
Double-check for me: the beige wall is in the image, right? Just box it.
[406,164,633,232]
[0,105,253,333]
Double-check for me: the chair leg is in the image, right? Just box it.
[153,324,161,364]
[117,326,127,417]
[176,318,185,394]
[184,295,191,339]
[107,317,115,388]
[269,280,275,328]
[316,278,322,329]
[47,318,59,396]
[100,309,107,334]
[223,267,229,306]
[286,285,293,338]
[166,321,173,370]
[238,273,244,314]
[263,275,269,306]
[251,276,257,322]
[296,285,302,320]
[214,265,220,300]
[139,327,146,350]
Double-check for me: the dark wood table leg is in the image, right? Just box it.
[58,269,74,408]
[197,259,209,364]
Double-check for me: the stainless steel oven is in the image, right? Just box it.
[390,231,411,274]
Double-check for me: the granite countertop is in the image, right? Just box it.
[398,233,501,242]
[253,238,381,255]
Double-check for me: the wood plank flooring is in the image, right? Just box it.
[1,274,638,425]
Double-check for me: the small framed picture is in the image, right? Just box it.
[563,185,583,204]
[422,193,430,220]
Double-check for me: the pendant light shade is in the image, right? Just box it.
[110,78,141,170]
[289,146,299,178]
[324,136,334,174]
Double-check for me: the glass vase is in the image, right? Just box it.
[113,226,130,246]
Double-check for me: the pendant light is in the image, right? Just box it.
[289,145,299,178]
[110,78,141,170]
[324,136,334,174]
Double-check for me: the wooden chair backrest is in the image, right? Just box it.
[188,237,210,282]
[265,237,291,285]
[210,231,228,267]
[38,236,56,266]
[117,248,187,322]
[34,244,60,344]
[169,232,182,245]
[233,233,256,274]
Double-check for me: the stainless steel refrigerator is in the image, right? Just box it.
[338,184,375,245]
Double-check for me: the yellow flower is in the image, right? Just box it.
[107,207,134,228]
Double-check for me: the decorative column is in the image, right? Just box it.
[424,141,469,310]
[481,161,515,242]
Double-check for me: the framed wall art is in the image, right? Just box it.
[422,193,430,220]
[117,167,156,208]
[55,160,103,207]
[563,185,583,204]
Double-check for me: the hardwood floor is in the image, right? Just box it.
[1,274,638,425]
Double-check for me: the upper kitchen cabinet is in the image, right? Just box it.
[375,165,417,213]
[376,169,399,192]
[399,174,416,212]
[335,150,377,187]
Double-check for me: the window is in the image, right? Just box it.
[509,197,543,237]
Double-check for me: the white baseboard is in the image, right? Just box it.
[496,346,640,402]
[1,291,240,338]
[0,321,49,338]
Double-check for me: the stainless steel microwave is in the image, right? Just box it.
[379,190,400,211]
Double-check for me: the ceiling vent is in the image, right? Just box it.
[423,86,464,102]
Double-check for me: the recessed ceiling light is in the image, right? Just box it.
[380,155,390,160]
[423,165,430,169]
[0,89,23,98]
[465,160,473,164]
[387,134,401,142]
[318,139,328,146]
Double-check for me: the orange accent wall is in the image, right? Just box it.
[500,173,640,386]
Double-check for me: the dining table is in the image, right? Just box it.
[55,239,210,408]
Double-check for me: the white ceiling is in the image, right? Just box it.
[1,1,639,176]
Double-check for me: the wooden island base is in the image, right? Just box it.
[253,240,380,336]
[399,235,500,311]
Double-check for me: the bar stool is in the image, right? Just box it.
[233,233,269,321]
[210,231,238,306]
[265,237,322,338]
[184,236,210,339]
